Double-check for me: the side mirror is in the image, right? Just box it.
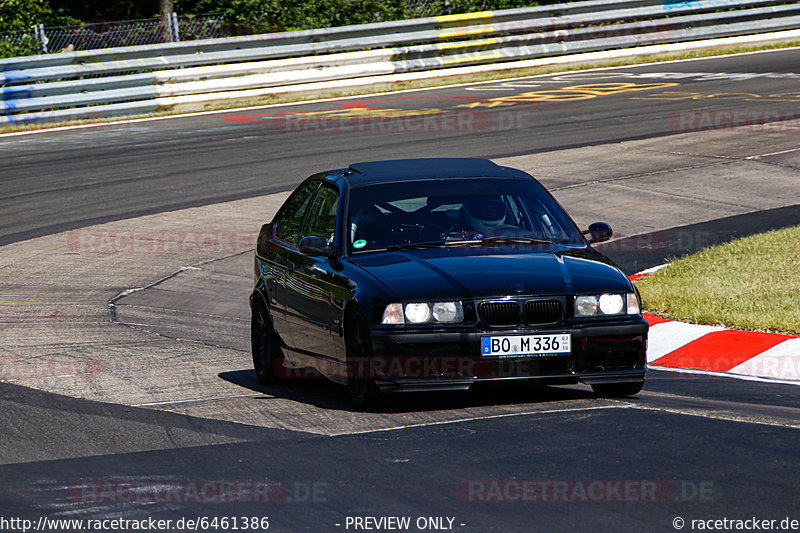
[584,222,612,244]
[298,236,330,256]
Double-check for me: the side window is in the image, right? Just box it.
[301,186,339,245]
[274,181,319,245]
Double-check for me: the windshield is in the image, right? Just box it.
[347,178,585,253]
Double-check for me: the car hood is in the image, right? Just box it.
[350,246,631,301]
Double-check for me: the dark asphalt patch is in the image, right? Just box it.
[598,203,800,274]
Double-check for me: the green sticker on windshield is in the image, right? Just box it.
[353,239,367,249]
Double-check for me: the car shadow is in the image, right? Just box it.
[219,369,600,413]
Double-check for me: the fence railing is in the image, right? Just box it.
[42,15,184,52]
[1,2,445,55]
[2,0,799,126]
[0,15,266,56]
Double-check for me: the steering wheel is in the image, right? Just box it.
[378,202,453,243]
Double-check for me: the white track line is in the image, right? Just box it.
[326,403,634,437]
[648,365,800,387]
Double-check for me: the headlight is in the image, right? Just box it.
[626,292,641,315]
[574,295,599,316]
[381,303,404,324]
[432,301,464,323]
[405,303,431,323]
[599,294,624,315]
[381,302,463,324]
[574,293,639,317]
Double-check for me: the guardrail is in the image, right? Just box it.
[2,0,799,125]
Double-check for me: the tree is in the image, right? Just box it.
[0,0,57,31]
[179,0,403,32]
[47,1,160,21]
[0,0,63,57]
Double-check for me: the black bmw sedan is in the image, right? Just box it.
[251,158,647,406]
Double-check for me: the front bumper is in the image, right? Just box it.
[367,319,648,392]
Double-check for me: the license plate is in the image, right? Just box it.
[481,333,571,357]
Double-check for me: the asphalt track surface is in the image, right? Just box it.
[1,49,800,532]
[3,47,800,246]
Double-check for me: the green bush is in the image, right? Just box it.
[0,0,54,30]
[181,0,404,32]
[0,34,41,58]
[285,0,405,30]
[179,0,566,32]
[0,0,73,58]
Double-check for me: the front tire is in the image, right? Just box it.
[345,309,379,408]
[591,382,644,398]
[251,296,284,384]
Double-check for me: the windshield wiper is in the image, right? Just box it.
[357,237,553,253]
[445,236,553,247]
[385,241,447,251]
[349,241,447,252]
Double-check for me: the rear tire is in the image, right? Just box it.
[251,296,284,384]
[591,382,644,398]
[345,309,379,408]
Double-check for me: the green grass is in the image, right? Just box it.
[635,225,800,335]
[2,40,799,134]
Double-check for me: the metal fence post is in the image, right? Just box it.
[171,12,181,43]
[35,23,49,53]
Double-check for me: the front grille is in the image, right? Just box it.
[524,299,563,324]
[479,302,520,326]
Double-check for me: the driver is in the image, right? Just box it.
[462,196,507,233]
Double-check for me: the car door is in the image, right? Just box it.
[265,180,320,347]
[282,184,347,362]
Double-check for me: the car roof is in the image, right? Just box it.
[335,158,533,186]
